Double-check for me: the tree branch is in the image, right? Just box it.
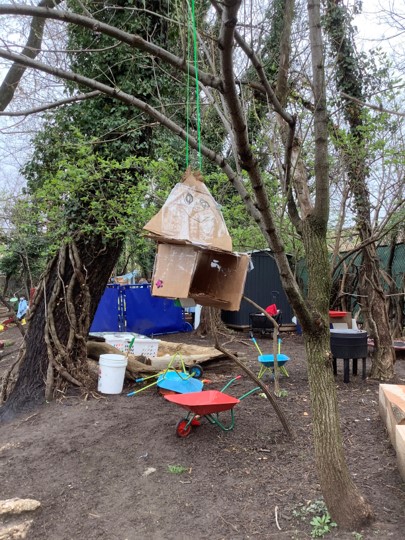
[0,91,101,116]
[216,1,309,324]
[0,4,223,94]
[0,45,263,232]
[0,0,63,111]
[341,92,405,119]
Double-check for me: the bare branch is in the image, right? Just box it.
[0,4,223,94]
[341,92,405,119]
[0,0,63,112]
[0,91,101,116]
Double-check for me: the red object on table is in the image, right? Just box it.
[265,304,278,316]
[329,310,348,318]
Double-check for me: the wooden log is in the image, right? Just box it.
[87,337,231,383]
[0,520,33,540]
[86,341,123,360]
[0,498,40,516]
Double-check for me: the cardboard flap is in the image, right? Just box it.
[151,244,197,298]
[150,243,250,311]
[143,169,232,252]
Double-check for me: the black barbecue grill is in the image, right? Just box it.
[249,311,282,337]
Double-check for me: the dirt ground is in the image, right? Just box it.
[0,325,404,540]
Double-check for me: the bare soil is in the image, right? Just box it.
[0,326,404,540]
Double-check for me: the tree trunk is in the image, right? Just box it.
[305,331,373,527]
[302,2,372,515]
[360,243,395,379]
[302,220,374,529]
[196,306,231,340]
[0,234,122,420]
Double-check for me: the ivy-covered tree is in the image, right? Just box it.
[324,0,397,379]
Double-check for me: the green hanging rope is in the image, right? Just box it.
[185,0,202,170]
[185,9,191,167]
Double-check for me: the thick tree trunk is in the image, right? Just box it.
[302,220,374,529]
[0,234,122,420]
[305,331,374,527]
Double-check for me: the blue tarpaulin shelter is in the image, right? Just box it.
[90,284,191,336]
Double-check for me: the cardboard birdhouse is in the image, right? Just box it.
[143,168,232,252]
[143,169,250,311]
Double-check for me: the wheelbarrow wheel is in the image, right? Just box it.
[176,419,192,438]
[189,364,203,379]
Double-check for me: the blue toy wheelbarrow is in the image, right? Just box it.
[127,353,204,396]
[251,336,290,379]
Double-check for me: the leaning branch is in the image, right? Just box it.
[217,1,311,328]
[0,47,265,235]
[216,344,293,439]
[0,91,101,116]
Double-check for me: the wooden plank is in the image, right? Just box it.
[396,426,405,482]
[379,384,405,448]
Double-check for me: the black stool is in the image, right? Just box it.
[332,356,367,383]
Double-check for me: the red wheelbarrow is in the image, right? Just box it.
[164,376,259,438]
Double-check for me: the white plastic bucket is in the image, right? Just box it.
[98,354,127,394]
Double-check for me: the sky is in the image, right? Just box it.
[353,0,404,56]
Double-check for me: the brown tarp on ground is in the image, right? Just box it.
[87,339,228,378]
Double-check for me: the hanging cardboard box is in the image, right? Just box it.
[143,168,232,252]
[151,243,250,311]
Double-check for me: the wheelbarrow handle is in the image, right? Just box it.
[135,373,158,383]
[238,386,261,400]
[127,380,158,396]
[220,375,242,393]
[250,336,263,356]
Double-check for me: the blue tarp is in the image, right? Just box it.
[90,284,191,336]
[91,285,121,332]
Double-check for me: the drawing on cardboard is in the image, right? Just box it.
[143,168,232,252]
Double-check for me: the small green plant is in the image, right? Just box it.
[292,499,337,538]
[167,465,188,474]
[352,533,363,540]
[292,499,328,520]
[276,389,288,397]
[310,512,337,538]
